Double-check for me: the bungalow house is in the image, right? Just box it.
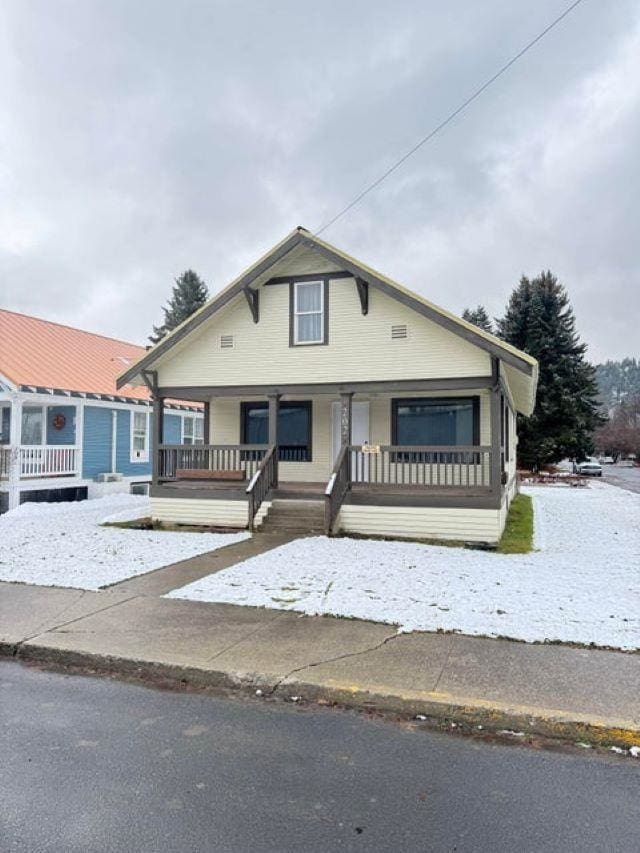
[0,310,203,513]
[117,228,538,545]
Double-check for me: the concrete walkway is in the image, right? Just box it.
[1,537,639,749]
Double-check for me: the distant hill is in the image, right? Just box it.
[595,358,640,411]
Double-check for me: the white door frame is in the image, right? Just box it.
[331,401,370,466]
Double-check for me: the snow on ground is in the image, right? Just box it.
[0,494,248,591]
[168,482,640,651]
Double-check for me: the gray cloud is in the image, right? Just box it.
[1,0,638,361]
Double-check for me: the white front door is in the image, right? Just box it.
[331,401,369,472]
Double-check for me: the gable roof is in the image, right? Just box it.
[117,227,538,392]
[0,309,151,401]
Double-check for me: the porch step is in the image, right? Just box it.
[258,499,325,535]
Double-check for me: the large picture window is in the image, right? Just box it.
[241,401,312,462]
[392,397,479,458]
[291,280,327,345]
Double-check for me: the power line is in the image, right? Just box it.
[315,0,588,236]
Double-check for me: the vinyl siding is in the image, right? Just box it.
[82,406,113,478]
[336,505,504,544]
[150,497,250,528]
[156,270,491,387]
[46,405,77,445]
[116,410,152,477]
[163,413,182,444]
[82,407,196,480]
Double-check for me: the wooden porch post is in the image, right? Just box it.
[340,392,353,447]
[267,393,280,487]
[152,395,164,485]
[490,359,502,498]
[202,401,211,443]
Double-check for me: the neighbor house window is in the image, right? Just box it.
[241,401,312,462]
[392,398,479,459]
[291,280,326,345]
[131,411,149,462]
[0,406,10,444]
[182,415,204,445]
[21,406,44,445]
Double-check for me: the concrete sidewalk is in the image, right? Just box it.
[1,574,639,749]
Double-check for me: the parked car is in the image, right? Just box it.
[598,456,614,465]
[576,460,603,477]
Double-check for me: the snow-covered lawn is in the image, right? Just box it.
[0,495,248,591]
[168,483,640,651]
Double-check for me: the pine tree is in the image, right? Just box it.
[496,271,602,469]
[150,270,209,344]
[462,305,493,334]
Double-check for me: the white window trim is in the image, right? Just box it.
[293,280,324,345]
[181,414,204,445]
[130,411,150,463]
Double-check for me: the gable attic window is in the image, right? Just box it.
[290,280,328,346]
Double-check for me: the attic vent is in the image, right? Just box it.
[220,334,234,349]
[391,324,408,340]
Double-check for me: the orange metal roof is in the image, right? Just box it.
[0,309,151,400]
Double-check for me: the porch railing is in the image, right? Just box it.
[324,445,350,535]
[19,446,79,478]
[246,445,277,530]
[0,447,11,479]
[348,445,492,488]
[158,444,268,481]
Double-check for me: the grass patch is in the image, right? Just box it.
[497,494,534,554]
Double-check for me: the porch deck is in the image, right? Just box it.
[157,479,492,498]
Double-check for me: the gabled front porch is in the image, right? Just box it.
[147,369,516,540]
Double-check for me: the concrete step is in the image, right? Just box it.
[258,500,326,534]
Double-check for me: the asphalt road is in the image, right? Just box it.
[1,663,638,853]
[602,464,640,494]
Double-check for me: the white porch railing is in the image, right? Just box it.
[19,446,80,478]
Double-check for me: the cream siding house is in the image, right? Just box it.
[118,228,537,545]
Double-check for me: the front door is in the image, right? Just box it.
[331,401,369,477]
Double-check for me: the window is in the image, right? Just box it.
[241,401,312,462]
[291,280,326,345]
[0,406,10,444]
[392,397,479,459]
[131,411,149,462]
[183,415,204,445]
[21,406,43,445]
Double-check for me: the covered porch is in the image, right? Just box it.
[147,369,513,535]
[0,399,80,481]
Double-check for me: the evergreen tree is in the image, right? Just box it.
[150,270,209,344]
[462,305,493,334]
[496,271,602,469]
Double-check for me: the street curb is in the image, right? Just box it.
[3,640,639,751]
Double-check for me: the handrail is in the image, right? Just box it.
[246,445,277,531]
[324,445,350,535]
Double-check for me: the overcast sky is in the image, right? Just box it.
[1,0,638,362]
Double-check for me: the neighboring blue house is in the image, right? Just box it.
[0,309,202,512]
